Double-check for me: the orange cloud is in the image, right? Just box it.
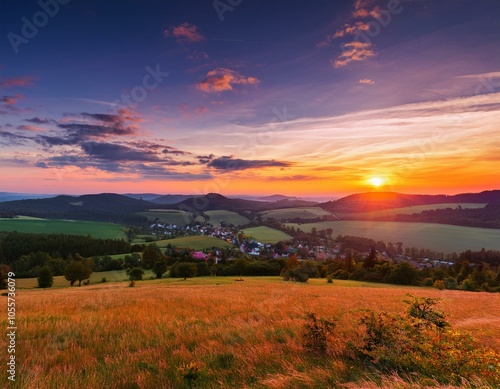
[359,78,375,85]
[195,68,260,94]
[163,23,205,44]
[334,42,375,68]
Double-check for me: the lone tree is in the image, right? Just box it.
[127,267,144,281]
[175,262,197,280]
[64,261,92,286]
[142,243,164,269]
[152,260,167,279]
[37,266,54,288]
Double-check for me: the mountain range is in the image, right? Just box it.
[0,190,499,226]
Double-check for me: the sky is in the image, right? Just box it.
[0,0,499,197]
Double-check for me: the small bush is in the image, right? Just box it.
[433,280,445,290]
[303,312,336,354]
[327,274,333,283]
[101,277,107,283]
[129,281,135,288]
[179,361,203,383]
[355,296,500,386]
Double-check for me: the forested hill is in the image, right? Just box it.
[320,190,500,213]
[0,193,153,224]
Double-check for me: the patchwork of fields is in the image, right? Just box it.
[285,220,500,253]
[354,202,487,218]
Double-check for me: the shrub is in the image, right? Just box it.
[422,277,434,287]
[37,266,53,288]
[303,312,336,354]
[355,296,500,386]
[327,274,333,283]
[433,280,445,290]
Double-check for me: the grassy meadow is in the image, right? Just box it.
[242,226,292,244]
[136,210,193,226]
[195,210,249,227]
[285,220,500,253]
[0,219,124,239]
[355,203,487,219]
[259,207,332,220]
[2,277,499,388]
[154,236,234,250]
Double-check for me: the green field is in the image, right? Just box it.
[242,226,292,244]
[195,209,249,227]
[0,219,124,239]
[154,235,234,250]
[14,269,155,289]
[136,210,193,226]
[260,206,332,220]
[285,220,500,253]
[356,203,487,218]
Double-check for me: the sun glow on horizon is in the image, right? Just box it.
[369,177,385,188]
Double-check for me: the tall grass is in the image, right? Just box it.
[2,278,499,388]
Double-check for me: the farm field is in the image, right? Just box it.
[354,202,487,219]
[3,277,499,388]
[194,210,249,227]
[136,210,193,226]
[14,269,154,289]
[260,207,332,220]
[242,226,292,244]
[0,219,124,239]
[285,220,500,253]
[154,235,234,250]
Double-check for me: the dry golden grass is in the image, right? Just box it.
[2,277,499,388]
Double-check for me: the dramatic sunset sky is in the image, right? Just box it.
[1,0,499,196]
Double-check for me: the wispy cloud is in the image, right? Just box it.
[334,42,375,68]
[359,78,375,85]
[319,0,385,67]
[163,23,205,44]
[195,68,260,94]
[0,76,34,89]
[206,156,291,171]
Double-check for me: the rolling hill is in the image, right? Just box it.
[320,190,500,213]
[0,193,154,224]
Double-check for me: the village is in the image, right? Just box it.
[146,219,451,269]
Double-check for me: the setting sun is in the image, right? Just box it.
[369,177,384,188]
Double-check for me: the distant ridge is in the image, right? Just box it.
[320,190,500,213]
[258,194,298,202]
[0,192,56,203]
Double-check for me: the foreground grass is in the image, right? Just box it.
[0,219,124,239]
[2,277,499,388]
